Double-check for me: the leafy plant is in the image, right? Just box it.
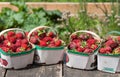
[0,1,62,31]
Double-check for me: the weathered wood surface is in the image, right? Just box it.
[64,65,120,77]
[0,2,113,15]
[0,67,6,77]
[5,63,62,77]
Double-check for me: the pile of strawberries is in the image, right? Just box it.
[0,31,32,53]
[99,36,120,54]
[68,33,100,54]
[29,29,63,47]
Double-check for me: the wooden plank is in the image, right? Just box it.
[0,2,112,15]
[5,63,62,77]
[64,65,120,77]
[0,67,6,77]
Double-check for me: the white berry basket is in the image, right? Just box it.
[66,30,101,70]
[98,31,120,73]
[0,28,35,69]
[28,26,65,64]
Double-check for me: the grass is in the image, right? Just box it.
[0,0,118,2]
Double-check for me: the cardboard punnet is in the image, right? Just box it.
[97,54,120,73]
[0,28,35,69]
[28,26,65,64]
[66,30,101,70]
[34,45,64,64]
[0,48,35,69]
[97,31,120,73]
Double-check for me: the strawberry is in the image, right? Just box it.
[79,33,89,41]
[105,39,115,46]
[110,42,118,49]
[71,34,78,40]
[39,33,46,40]
[55,40,62,47]
[76,47,84,52]
[90,44,98,50]
[1,47,10,52]
[7,31,15,37]
[104,46,112,53]
[21,44,28,49]
[43,36,53,42]
[10,44,17,52]
[47,32,55,38]
[27,47,31,51]
[87,38,96,45]
[16,32,23,39]
[99,48,106,54]
[32,31,38,36]
[117,36,120,44]
[30,36,38,44]
[8,36,16,43]
[16,47,25,52]
[0,35,5,42]
[39,40,47,47]
[68,42,77,50]
[84,48,93,53]
[48,43,55,47]
[22,39,28,44]
[3,40,11,46]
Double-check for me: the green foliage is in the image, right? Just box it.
[0,1,62,31]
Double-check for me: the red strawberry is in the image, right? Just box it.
[105,39,115,46]
[0,35,5,42]
[16,32,23,39]
[39,40,47,47]
[117,36,120,44]
[30,37,38,44]
[84,48,93,53]
[48,43,55,47]
[87,38,96,45]
[99,48,106,54]
[91,44,98,50]
[3,40,11,46]
[47,32,55,38]
[110,42,118,49]
[16,47,21,52]
[32,31,38,36]
[1,47,9,52]
[79,34,89,41]
[104,46,112,53]
[8,36,16,43]
[15,39,22,47]
[16,47,24,52]
[76,47,84,52]
[68,42,77,50]
[55,40,62,47]
[39,33,46,40]
[7,31,15,37]
[22,39,28,44]
[43,36,52,42]
[21,44,28,49]
[10,44,17,52]
[71,34,78,40]
[27,47,31,51]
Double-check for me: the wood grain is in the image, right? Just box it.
[0,67,6,77]
[5,63,62,77]
[64,65,120,77]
